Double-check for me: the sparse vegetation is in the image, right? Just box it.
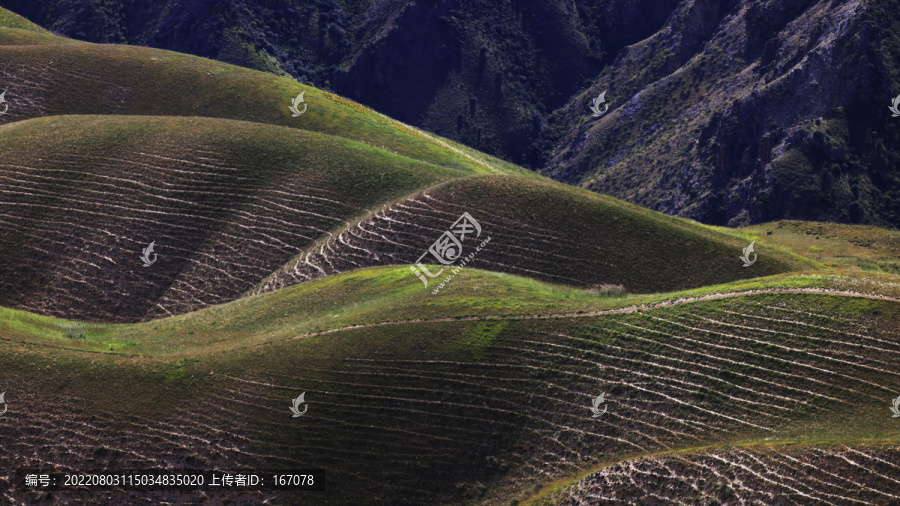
[1,6,899,505]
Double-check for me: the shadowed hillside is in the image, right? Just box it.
[1,269,898,504]
[0,30,522,176]
[253,175,815,297]
[530,444,900,504]
[0,115,464,322]
[0,115,813,323]
[1,7,900,505]
[543,0,900,228]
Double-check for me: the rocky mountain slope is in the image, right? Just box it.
[542,0,900,229]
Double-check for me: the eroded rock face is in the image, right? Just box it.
[543,0,900,227]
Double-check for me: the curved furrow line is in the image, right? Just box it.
[719,307,900,352]
[647,314,893,400]
[675,315,900,391]
[688,312,900,368]
[276,364,701,443]
[490,342,776,431]
[545,336,810,416]
[770,453,874,503]
[556,327,836,409]
[615,320,853,403]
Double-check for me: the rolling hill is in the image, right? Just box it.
[0,112,815,323]
[1,7,900,506]
[251,174,816,298]
[4,0,900,230]
[0,21,819,323]
[0,26,523,177]
[2,269,899,504]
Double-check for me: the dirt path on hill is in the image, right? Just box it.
[243,288,900,351]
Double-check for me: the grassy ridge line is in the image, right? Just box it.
[2,289,898,504]
[0,31,517,176]
[524,439,900,505]
[1,266,897,357]
[0,8,47,33]
[0,114,472,322]
[251,175,821,299]
[0,28,75,45]
[742,220,900,273]
[566,185,831,272]
[219,286,900,358]
[507,179,828,273]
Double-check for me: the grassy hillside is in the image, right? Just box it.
[0,0,638,166]
[1,268,898,504]
[0,29,524,177]
[0,27,77,45]
[0,6,46,32]
[2,7,899,505]
[0,112,819,324]
[528,443,900,504]
[0,115,466,322]
[742,220,900,274]
[253,175,820,297]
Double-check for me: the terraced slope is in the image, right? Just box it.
[2,8,898,505]
[253,176,817,297]
[0,115,465,322]
[1,269,898,504]
[532,444,900,504]
[0,115,816,323]
[0,26,522,177]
